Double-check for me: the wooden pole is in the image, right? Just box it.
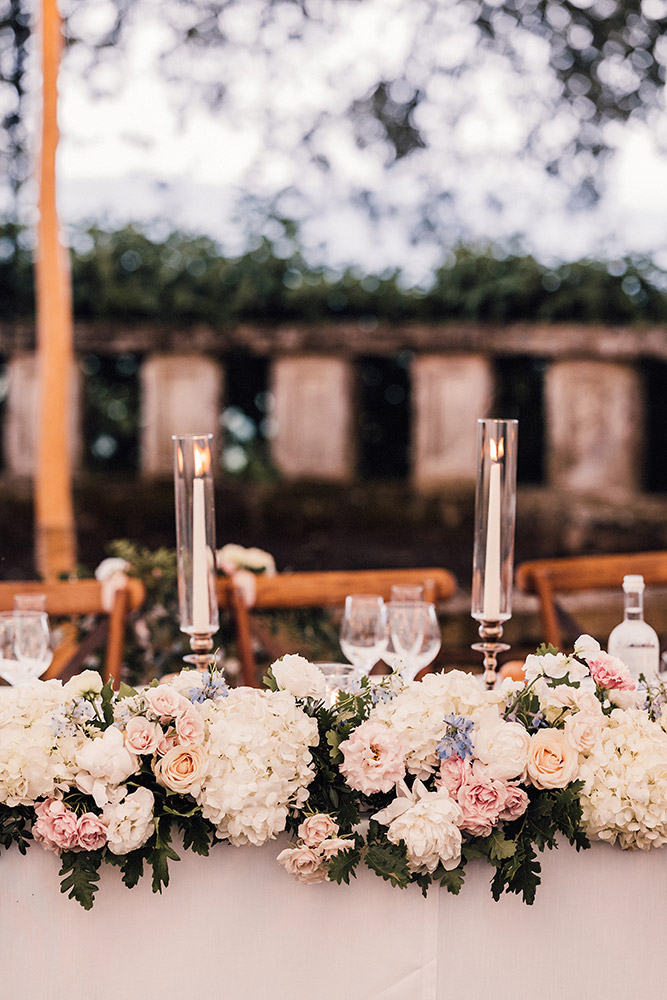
[34,0,76,579]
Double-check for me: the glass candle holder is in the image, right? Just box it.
[173,434,220,641]
[471,419,518,624]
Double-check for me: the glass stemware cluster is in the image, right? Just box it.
[339,585,441,683]
[0,595,54,687]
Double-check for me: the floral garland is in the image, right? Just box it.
[2,636,667,909]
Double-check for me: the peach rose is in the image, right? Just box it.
[526,729,579,790]
[276,845,327,884]
[154,745,207,794]
[298,813,339,847]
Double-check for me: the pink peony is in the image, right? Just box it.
[124,716,162,755]
[339,720,406,795]
[498,783,529,822]
[76,812,108,850]
[457,775,509,837]
[436,754,470,797]
[33,799,80,853]
[586,652,636,691]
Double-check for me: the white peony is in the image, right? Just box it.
[75,726,139,807]
[376,781,463,874]
[103,786,155,855]
[271,654,327,700]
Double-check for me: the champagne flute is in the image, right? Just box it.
[387,602,441,682]
[339,595,387,680]
[0,611,54,686]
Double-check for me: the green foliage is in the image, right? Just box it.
[59,850,102,910]
[364,821,412,889]
[0,803,32,854]
[327,839,363,885]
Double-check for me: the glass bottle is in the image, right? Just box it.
[608,575,660,683]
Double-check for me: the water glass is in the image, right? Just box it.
[385,601,441,682]
[340,595,387,679]
[0,611,54,686]
[315,662,356,706]
[390,584,424,602]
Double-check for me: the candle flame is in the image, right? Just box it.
[194,442,210,477]
[177,444,184,475]
[489,437,504,462]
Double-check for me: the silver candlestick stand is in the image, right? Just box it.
[472,620,510,690]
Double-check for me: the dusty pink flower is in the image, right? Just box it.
[144,684,190,721]
[436,754,470,797]
[587,652,636,691]
[318,837,353,861]
[457,775,509,837]
[498,783,530,822]
[298,813,339,847]
[156,731,179,756]
[124,716,162,755]
[76,812,108,850]
[33,799,79,853]
[175,706,205,746]
[339,720,406,795]
[276,845,327,884]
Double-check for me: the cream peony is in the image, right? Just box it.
[473,710,531,781]
[75,726,139,807]
[102,787,155,855]
[379,785,463,874]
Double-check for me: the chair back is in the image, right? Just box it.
[0,578,146,688]
[219,567,457,687]
[515,551,667,649]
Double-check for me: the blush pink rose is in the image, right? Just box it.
[144,684,190,720]
[526,729,579,790]
[33,799,79,853]
[318,837,352,861]
[76,812,108,850]
[276,845,327,884]
[175,706,205,746]
[339,720,406,795]
[125,716,162,755]
[586,652,636,691]
[498,783,529,822]
[156,730,179,756]
[436,755,470,797]
[298,813,339,847]
[457,776,509,837]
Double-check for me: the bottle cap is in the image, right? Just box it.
[622,574,645,592]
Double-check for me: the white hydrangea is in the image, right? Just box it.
[103,786,155,855]
[196,688,319,846]
[0,680,82,806]
[579,708,667,850]
[369,671,492,779]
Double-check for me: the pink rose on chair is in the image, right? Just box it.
[586,652,636,692]
[457,775,509,837]
[339,720,406,794]
[33,799,79,853]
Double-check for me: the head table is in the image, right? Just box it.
[2,837,663,1000]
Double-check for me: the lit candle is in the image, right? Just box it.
[192,442,209,633]
[482,436,502,619]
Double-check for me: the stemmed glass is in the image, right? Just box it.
[0,611,54,686]
[385,602,441,682]
[339,595,388,680]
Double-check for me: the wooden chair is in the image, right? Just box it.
[515,551,667,650]
[0,578,146,688]
[219,567,457,687]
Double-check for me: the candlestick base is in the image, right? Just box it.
[183,631,219,672]
[471,620,510,690]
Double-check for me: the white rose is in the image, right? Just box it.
[94,557,130,582]
[271,655,327,700]
[609,688,646,710]
[103,787,155,855]
[474,711,531,781]
[573,635,601,660]
[63,670,104,699]
[564,711,603,755]
[75,726,139,807]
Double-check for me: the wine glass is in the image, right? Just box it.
[386,602,441,682]
[390,584,424,602]
[339,595,387,680]
[0,611,54,686]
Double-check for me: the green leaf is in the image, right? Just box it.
[327,845,361,885]
[178,815,212,856]
[535,643,560,656]
[117,681,139,700]
[99,677,115,726]
[262,668,278,692]
[491,839,542,905]
[487,830,516,863]
[147,819,180,894]
[365,840,411,889]
[117,850,145,889]
[435,863,466,895]
[59,850,102,910]
[0,803,33,854]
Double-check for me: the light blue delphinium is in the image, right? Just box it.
[437,713,474,761]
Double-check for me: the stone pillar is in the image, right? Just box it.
[545,360,643,493]
[3,353,82,476]
[412,354,494,488]
[270,356,354,480]
[141,354,223,476]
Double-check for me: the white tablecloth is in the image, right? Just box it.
[2,839,665,1000]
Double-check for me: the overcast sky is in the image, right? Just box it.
[47,0,667,284]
